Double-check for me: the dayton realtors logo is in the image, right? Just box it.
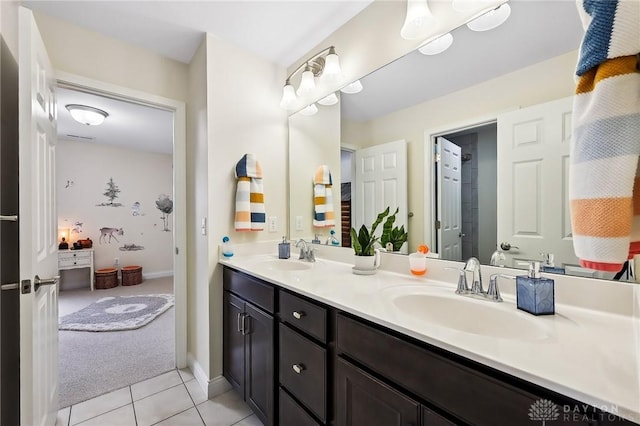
[528,399,560,425]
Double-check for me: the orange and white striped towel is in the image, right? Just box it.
[235,154,265,231]
[569,0,640,272]
[313,165,335,228]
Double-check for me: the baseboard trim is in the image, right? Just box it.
[187,353,231,399]
[143,270,173,280]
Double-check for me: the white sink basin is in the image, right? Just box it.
[257,259,314,271]
[391,292,549,340]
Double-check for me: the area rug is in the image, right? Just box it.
[59,294,174,332]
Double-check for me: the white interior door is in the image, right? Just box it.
[436,137,462,261]
[19,8,59,426]
[497,96,578,268]
[354,140,408,253]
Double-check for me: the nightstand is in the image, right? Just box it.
[58,249,95,291]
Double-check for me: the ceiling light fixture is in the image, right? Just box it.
[279,46,343,110]
[418,32,454,55]
[65,104,109,126]
[401,0,435,40]
[340,80,363,95]
[466,3,511,32]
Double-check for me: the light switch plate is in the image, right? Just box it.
[295,215,303,231]
[268,216,277,232]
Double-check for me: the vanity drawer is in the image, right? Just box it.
[223,267,274,314]
[336,313,549,426]
[279,323,326,422]
[279,290,327,342]
[279,387,320,426]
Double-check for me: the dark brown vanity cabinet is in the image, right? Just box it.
[278,290,331,425]
[223,268,275,426]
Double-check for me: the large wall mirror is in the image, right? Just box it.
[289,1,631,282]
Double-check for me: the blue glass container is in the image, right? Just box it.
[516,261,555,315]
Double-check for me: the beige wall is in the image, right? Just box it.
[57,139,173,277]
[1,1,18,57]
[289,102,341,242]
[205,34,287,381]
[363,50,578,250]
[33,12,188,103]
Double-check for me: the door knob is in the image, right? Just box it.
[34,275,59,292]
[500,242,519,251]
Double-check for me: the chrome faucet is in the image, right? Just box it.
[295,239,315,262]
[464,257,483,295]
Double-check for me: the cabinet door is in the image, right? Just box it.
[336,357,420,426]
[245,302,274,426]
[223,291,245,394]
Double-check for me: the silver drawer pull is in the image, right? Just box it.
[292,364,305,374]
[292,311,305,320]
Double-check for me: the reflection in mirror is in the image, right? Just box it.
[289,1,636,282]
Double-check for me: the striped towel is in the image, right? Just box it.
[569,0,640,272]
[235,154,265,231]
[313,165,335,228]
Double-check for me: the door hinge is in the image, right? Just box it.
[435,153,441,163]
[175,247,179,255]
[435,220,441,230]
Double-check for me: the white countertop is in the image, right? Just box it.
[219,242,640,423]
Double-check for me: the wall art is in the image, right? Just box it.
[99,227,124,243]
[97,177,123,207]
[156,194,173,232]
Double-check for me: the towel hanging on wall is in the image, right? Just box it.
[569,0,640,272]
[313,165,335,228]
[235,153,265,231]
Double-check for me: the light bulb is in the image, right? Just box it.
[299,104,318,116]
[400,0,434,40]
[340,80,363,94]
[279,82,297,110]
[322,48,342,83]
[467,3,511,32]
[418,32,453,55]
[317,93,339,106]
[297,67,316,97]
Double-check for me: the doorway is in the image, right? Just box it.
[54,77,187,407]
[433,122,497,264]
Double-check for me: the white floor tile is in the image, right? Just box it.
[154,407,205,426]
[131,370,182,401]
[197,390,253,426]
[232,414,263,426]
[56,407,70,426]
[69,387,132,425]
[178,367,195,383]
[185,379,208,405]
[134,384,194,426]
[75,405,136,426]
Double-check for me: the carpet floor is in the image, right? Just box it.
[58,276,175,409]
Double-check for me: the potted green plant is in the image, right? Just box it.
[350,207,390,274]
[380,207,408,252]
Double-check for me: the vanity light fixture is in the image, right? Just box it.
[299,104,319,116]
[279,46,343,110]
[317,92,339,106]
[418,32,454,55]
[466,3,511,32]
[340,80,363,95]
[65,104,109,126]
[400,0,436,40]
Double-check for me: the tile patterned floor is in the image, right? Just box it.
[56,368,261,426]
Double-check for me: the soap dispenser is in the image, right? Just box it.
[516,261,554,315]
[278,236,290,259]
[221,236,234,258]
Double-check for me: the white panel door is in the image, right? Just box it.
[497,96,577,268]
[19,8,59,426]
[436,137,462,261]
[354,140,408,253]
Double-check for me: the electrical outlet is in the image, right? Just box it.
[295,215,303,231]
[114,257,119,266]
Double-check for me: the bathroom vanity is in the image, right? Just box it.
[221,248,640,426]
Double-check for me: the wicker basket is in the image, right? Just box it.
[121,265,143,286]
[95,268,118,289]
